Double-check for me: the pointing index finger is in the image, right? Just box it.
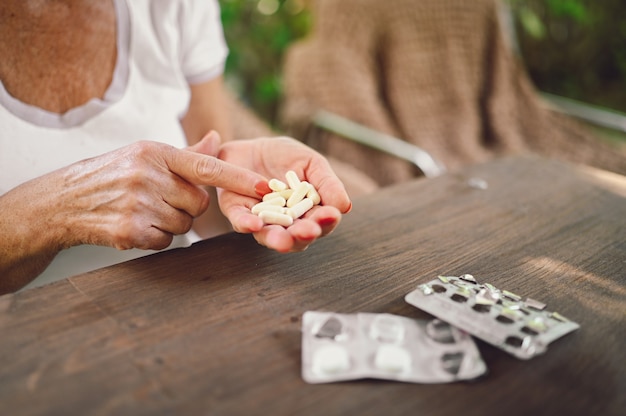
[167,147,267,198]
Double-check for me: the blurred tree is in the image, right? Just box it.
[219,0,311,126]
[220,0,625,126]
[507,0,626,113]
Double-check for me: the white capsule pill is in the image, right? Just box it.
[374,345,411,373]
[286,197,314,219]
[285,170,301,190]
[306,185,321,205]
[251,202,286,215]
[287,181,311,208]
[259,211,294,227]
[262,190,293,202]
[262,192,283,202]
[312,345,351,375]
[261,196,287,207]
[268,178,288,192]
[277,189,294,199]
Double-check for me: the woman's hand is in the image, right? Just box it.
[0,132,267,292]
[54,133,267,250]
[215,136,353,252]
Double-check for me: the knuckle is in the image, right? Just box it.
[189,199,209,218]
[110,215,147,249]
[171,211,194,235]
[195,157,223,181]
[111,223,136,250]
[130,140,158,155]
[149,234,174,251]
[125,141,152,162]
[190,188,211,217]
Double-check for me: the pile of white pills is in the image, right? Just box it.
[252,170,321,226]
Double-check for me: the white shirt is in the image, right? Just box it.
[0,0,229,289]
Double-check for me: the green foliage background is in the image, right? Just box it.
[508,0,626,113]
[219,0,626,127]
[219,0,311,125]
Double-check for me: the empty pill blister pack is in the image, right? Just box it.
[404,274,580,360]
[301,311,487,384]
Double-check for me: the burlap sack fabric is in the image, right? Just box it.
[279,0,626,187]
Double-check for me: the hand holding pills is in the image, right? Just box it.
[215,136,352,253]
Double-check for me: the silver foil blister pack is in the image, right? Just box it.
[301,311,487,384]
[404,274,580,359]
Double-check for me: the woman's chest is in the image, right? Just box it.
[0,0,117,114]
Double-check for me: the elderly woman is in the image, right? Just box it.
[0,0,352,294]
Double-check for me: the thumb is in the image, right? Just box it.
[168,140,268,198]
[187,130,221,157]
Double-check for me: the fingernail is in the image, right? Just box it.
[255,180,271,196]
[318,217,336,227]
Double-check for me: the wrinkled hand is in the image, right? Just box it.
[216,136,352,252]
[51,132,267,251]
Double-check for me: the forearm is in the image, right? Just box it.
[0,181,67,294]
[181,76,234,145]
[0,249,58,295]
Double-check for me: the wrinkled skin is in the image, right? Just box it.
[0,133,352,294]
[0,133,267,293]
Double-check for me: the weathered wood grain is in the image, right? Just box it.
[1,155,624,416]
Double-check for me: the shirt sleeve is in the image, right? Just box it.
[179,0,229,85]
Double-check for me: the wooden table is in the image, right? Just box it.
[1,155,624,416]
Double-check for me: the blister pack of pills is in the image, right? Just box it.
[301,311,487,384]
[404,274,580,360]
